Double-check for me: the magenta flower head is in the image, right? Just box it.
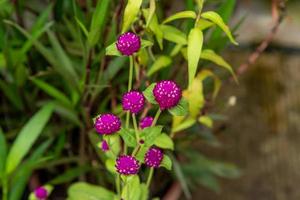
[101,140,109,152]
[94,114,121,135]
[145,147,164,168]
[122,91,145,114]
[116,155,140,175]
[34,186,48,200]
[153,80,182,110]
[116,32,141,56]
[139,116,153,129]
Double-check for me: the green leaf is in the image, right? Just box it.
[75,17,88,37]
[198,69,221,99]
[160,25,187,45]
[141,126,163,147]
[122,0,143,33]
[199,116,213,128]
[154,133,174,150]
[106,40,153,56]
[197,18,215,30]
[105,134,121,158]
[49,166,91,185]
[201,11,238,45]
[168,98,189,116]
[135,146,149,163]
[88,0,110,46]
[105,159,117,174]
[187,27,203,87]
[172,117,196,134]
[143,9,163,49]
[68,182,116,200]
[0,128,7,179]
[210,162,240,179]
[139,184,149,200]
[121,175,141,200]
[201,49,237,82]
[143,83,157,104]
[5,103,54,175]
[162,11,196,24]
[119,128,137,147]
[160,155,172,170]
[146,0,156,27]
[30,77,72,106]
[147,55,172,76]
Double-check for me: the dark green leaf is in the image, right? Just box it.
[5,103,54,175]
[49,166,91,185]
[0,128,7,179]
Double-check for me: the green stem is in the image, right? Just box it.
[132,114,140,142]
[152,109,162,127]
[2,177,8,200]
[146,168,154,188]
[128,56,134,92]
[116,174,121,197]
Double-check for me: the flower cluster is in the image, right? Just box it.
[94,33,182,177]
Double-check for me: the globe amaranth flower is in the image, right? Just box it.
[101,140,109,152]
[153,80,182,110]
[144,147,164,168]
[94,114,121,135]
[116,32,141,56]
[115,155,140,175]
[122,91,145,114]
[34,187,48,200]
[139,116,153,129]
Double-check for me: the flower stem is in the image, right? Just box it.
[128,55,134,92]
[146,167,154,188]
[2,177,8,200]
[152,108,162,127]
[132,114,140,142]
[116,174,121,197]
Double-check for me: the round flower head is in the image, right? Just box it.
[122,91,145,114]
[116,155,140,175]
[116,32,141,56]
[153,80,182,110]
[101,140,109,152]
[139,116,154,129]
[34,187,48,200]
[145,147,164,168]
[94,114,121,135]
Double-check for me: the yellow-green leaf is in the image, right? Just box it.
[143,9,163,49]
[172,117,196,134]
[201,11,238,45]
[187,28,203,87]
[162,11,197,24]
[122,0,143,33]
[146,0,156,27]
[147,55,172,76]
[160,25,187,45]
[198,69,221,99]
[196,18,215,30]
[199,116,213,128]
[201,49,237,82]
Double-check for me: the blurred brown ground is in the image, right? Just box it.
[191,0,300,199]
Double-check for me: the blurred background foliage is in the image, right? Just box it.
[0,0,244,199]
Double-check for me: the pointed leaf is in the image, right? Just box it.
[160,25,187,45]
[154,133,174,150]
[143,83,157,104]
[201,11,238,45]
[163,11,196,24]
[5,103,54,175]
[187,28,203,87]
[168,98,189,116]
[160,155,172,170]
[147,55,172,76]
[122,0,143,33]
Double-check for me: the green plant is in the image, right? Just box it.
[0,0,240,199]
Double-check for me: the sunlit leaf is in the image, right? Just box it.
[143,9,163,49]
[201,11,238,45]
[147,55,172,76]
[143,83,157,104]
[162,11,196,24]
[201,49,237,82]
[172,117,196,134]
[160,155,172,170]
[168,98,189,116]
[187,27,203,87]
[119,128,136,147]
[146,0,156,27]
[122,0,143,33]
[197,18,215,30]
[154,133,174,150]
[198,69,221,99]
[160,25,187,45]
[199,116,213,128]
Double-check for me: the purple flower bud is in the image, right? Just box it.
[144,147,164,168]
[153,80,182,110]
[101,140,109,152]
[116,32,141,56]
[94,114,121,135]
[115,155,140,175]
[139,116,154,129]
[122,91,145,114]
[34,187,48,200]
